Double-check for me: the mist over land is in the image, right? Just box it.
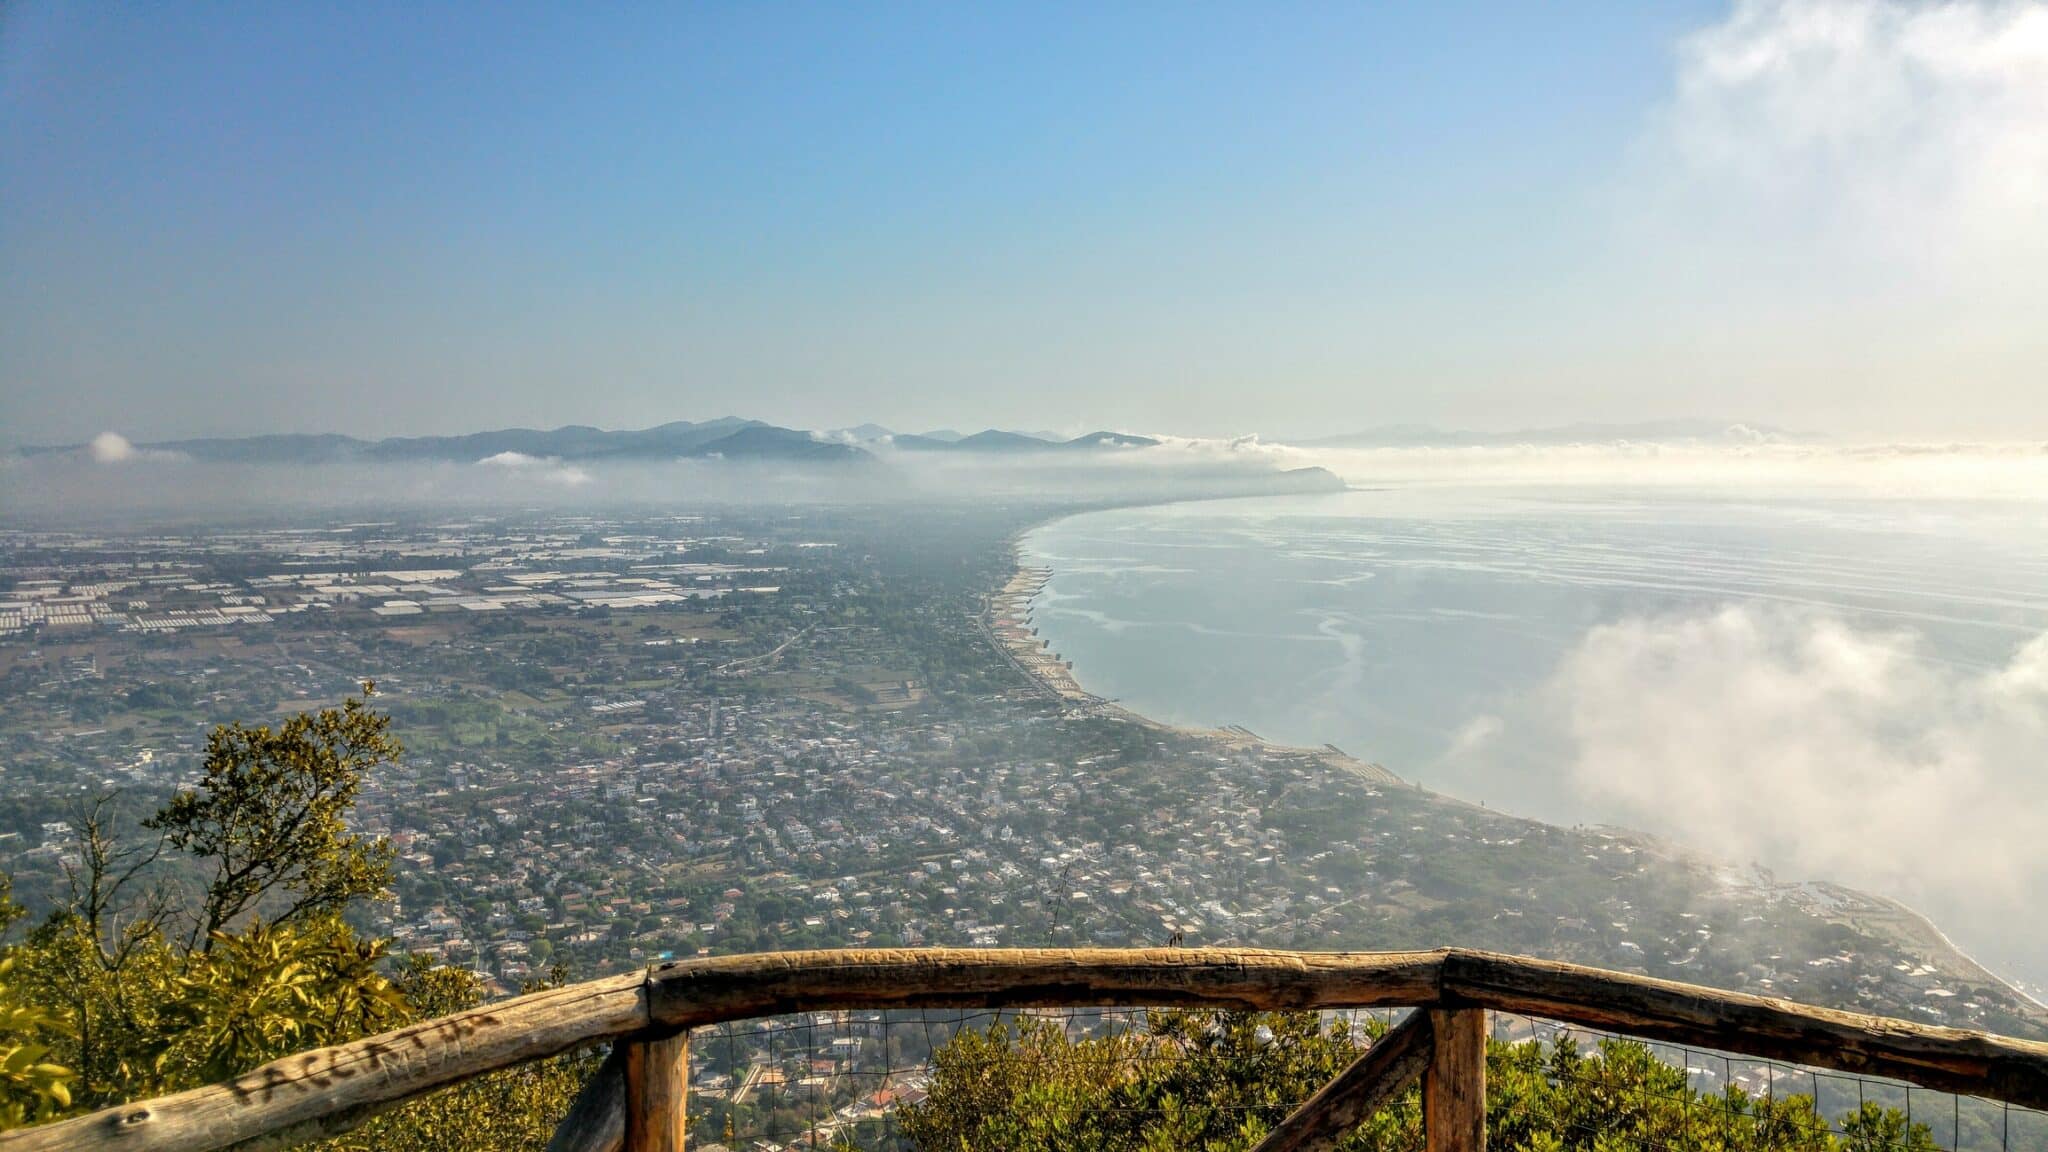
[3,417,1357,524]
[10,414,2048,522]
[12,415,2048,993]
[5,0,2048,1142]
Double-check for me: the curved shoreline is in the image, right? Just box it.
[989,500,2048,1016]
[986,503,1407,790]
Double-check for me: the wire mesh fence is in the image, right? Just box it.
[686,1006,1258,1151]
[667,1006,2048,1151]
[1485,1013,2048,1152]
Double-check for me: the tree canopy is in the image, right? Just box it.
[0,688,588,1147]
[0,691,1982,1151]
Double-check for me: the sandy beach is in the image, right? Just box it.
[982,539,1405,789]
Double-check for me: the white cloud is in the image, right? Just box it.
[78,431,186,465]
[1527,605,2048,968]
[478,450,541,467]
[89,431,137,463]
[1634,0,2048,297]
[1138,432,1295,463]
[476,451,591,486]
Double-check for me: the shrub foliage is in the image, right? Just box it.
[901,1009,1942,1152]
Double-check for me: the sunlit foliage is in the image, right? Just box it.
[902,1009,1941,1152]
[0,689,597,1148]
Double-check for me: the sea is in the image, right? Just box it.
[1022,484,2048,986]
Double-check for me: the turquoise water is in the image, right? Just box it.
[1023,487,2048,981]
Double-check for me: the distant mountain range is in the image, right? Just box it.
[23,420,1166,465]
[119,419,864,465]
[22,418,1809,465]
[1299,419,1801,448]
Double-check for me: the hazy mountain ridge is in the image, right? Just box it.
[20,420,1174,464]
[140,419,858,465]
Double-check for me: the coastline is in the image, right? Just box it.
[983,523,1403,791]
[989,504,2048,1021]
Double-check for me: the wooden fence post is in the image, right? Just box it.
[1423,1009,1484,1152]
[624,1031,689,1152]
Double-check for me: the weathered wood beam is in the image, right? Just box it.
[645,947,1447,1028]
[17,946,2048,1152]
[1440,949,2048,1112]
[1423,1009,1485,1152]
[0,972,649,1152]
[624,1031,688,1152]
[1248,1010,1434,1152]
[544,1046,625,1152]
[0,949,1439,1152]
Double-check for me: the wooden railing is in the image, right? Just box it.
[7,946,2048,1152]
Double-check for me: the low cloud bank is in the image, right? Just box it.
[1464,605,2048,979]
[865,432,1308,500]
[0,455,884,525]
[0,430,1330,525]
[14,426,2048,523]
[1287,439,2048,499]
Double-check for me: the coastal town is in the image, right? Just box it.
[5,507,2045,1146]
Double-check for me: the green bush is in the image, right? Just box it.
[901,1009,1940,1152]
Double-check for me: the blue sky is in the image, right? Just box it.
[4,1,2042,442]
